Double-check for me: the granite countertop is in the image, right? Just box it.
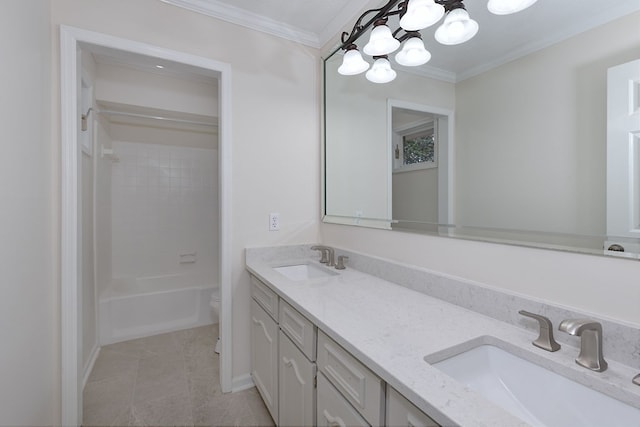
[246,254,640,427]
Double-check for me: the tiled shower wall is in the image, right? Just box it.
[111,141,218,281]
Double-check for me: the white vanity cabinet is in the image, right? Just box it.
[249,273,441,427]
[251,274,318,427]
[250,281,279,423]
[278,299,318,427]
[279,330,316,426]
[387,387,439,427]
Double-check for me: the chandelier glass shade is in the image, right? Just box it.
[338,45,371,75]
[399,0,445,31]
[363,20,401,56]
[337,0,539,82]
[434,8,479,45]
[395,34,431,66]
[366,56,397,83]
[487,0,539,15]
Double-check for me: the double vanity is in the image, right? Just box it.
[246,245,640,426]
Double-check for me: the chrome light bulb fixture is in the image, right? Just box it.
[337,0,540,83]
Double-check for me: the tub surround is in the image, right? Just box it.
[99,275,216,344]
[246,244,640,426]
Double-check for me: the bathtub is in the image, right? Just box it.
[99,273,217,345]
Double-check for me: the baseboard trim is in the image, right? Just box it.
[231,373,254,392]
[82,345,100,389]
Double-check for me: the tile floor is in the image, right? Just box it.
[83,324,274,427]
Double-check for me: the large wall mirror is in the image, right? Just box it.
[323,0,640,258]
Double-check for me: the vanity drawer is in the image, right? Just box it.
[317,373,369,427]
[387,386,439,427]
[251,275,278,320]
[317,331,384,426]
[279,299,317,361]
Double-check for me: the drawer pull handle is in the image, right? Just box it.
[282,356,305,385]
[322,409,346,427]
[251,317,274,343]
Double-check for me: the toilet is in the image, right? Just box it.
[209,288,221,354]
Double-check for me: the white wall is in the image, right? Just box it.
[392,168,438,222]
[95,115,113,298]
[455,12,640,234]
[80,48,99,381]
[321,223,640,326]
[51,0,321,389]
[110,139,218,281]
[81,151,97,370]
[0,1,57,425]
[325,56,455,221]
[96,62,218,117]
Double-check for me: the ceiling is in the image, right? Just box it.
[161,0,640,81]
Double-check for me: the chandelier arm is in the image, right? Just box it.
[435,0,466,12]
[339,0,404,48]
[394,30,421,43]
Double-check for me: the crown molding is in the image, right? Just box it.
[160,0,321,47]
[162,0,640,83]
[400,64,457,84]
[457,1,640,82]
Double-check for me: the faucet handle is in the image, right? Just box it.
[559,318,608,372]
[519,310,561,352]
[335,255,349,270]
[311,246,329,263]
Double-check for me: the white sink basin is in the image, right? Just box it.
[429,344,640,427]
[273,263,338,281]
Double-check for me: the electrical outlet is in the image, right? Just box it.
[269,213,280,231]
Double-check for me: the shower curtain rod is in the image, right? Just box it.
[89,108,217,128]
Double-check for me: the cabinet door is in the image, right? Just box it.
[279,331,315,427]
[251,299,278,423]
[387,387,439,427]
[317,373,369,427]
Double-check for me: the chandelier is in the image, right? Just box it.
[337,0,539,83]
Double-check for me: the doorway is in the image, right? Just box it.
[605,58,640,258]
[60,26,232,426]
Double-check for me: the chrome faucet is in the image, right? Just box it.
[311,245,335,267]
[335,255,349,270]
[518,310,561,352]
[558,319,608,372]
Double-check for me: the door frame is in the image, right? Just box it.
[387,99,455,226]
[60,25,233,425]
